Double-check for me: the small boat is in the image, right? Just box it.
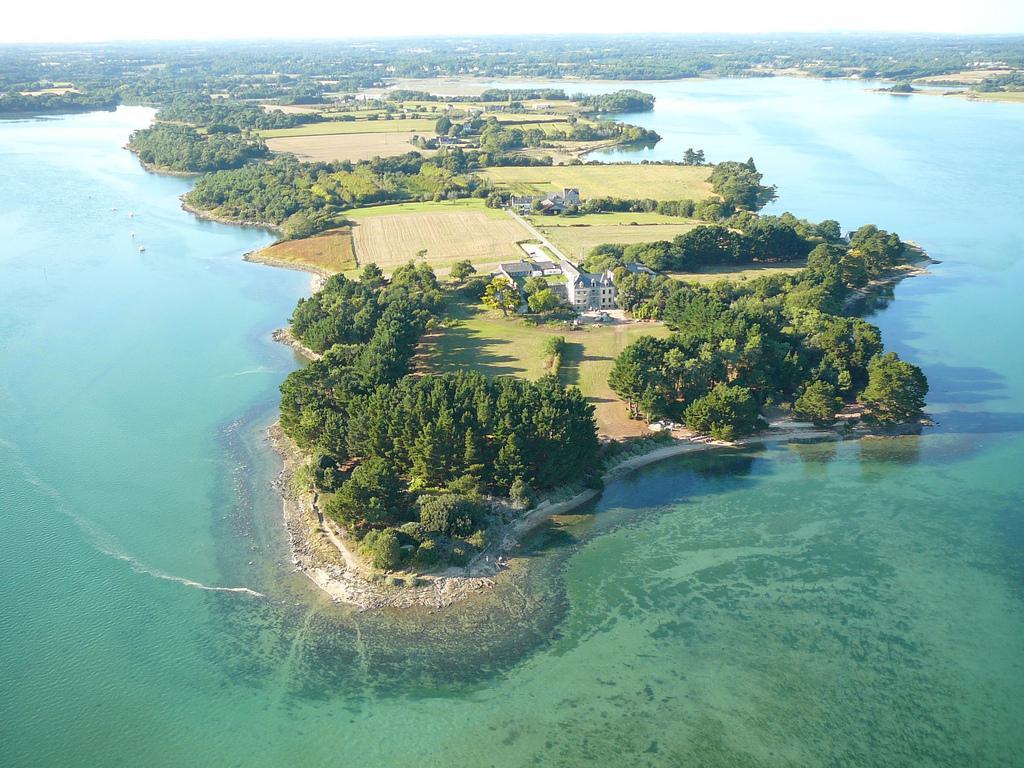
[128,212,135,218]
[138,246,146,253]
[130,232,135,238]
[111,207,118,212]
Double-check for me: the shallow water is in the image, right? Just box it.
[1,81,1022,767]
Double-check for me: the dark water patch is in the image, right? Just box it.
[923,363,1009,406]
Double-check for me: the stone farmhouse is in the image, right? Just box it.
[561,261,653,311]
[510,187,581,215]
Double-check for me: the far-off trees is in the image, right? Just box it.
[682,147,706,165]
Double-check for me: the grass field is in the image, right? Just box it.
[914,68,1018,85]
[260,118,438,138]
[968,91,1024,103]
[668,261,807,284]
[540,222,701,262]
[265,131,435,162]
[249,228,356,274]
[347,199,529,274]
[480,164,713,201]
[425,298,671,438]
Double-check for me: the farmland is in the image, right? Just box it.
[347,199,530,275]
[538,221,701,261]
[425,296,671,438]
[247,228,356,275]
[260,118,437,138]
[265,131,435,162]
[480,164,713,200]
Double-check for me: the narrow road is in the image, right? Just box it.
[507,209,575,266]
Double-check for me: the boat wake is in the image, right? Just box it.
[2,436,265,599]
[227,366,274,377]
[110,553,265,597]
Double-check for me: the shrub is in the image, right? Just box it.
[414,539,440,567]
[419,494,485,536]
[510,477,535,509]
[361,528,401,570]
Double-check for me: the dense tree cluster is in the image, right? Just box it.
[324,371,598,569]
[613,223,905,320]
[479,88,571,102]
[0,89,120,115]
[574,89,656,113]
[281,262,443,459]
[128,123,267,172]
[281,264,600,571]
[607,225,927,437]
[708,158,777,211]
[156,94,325,130]
[588,218,813,275]
[185,153,485,234]
[440,114,660,153]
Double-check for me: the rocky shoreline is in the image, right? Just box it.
[269,424,499,610]
[269,418,862,610]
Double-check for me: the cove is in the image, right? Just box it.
[1,75,1022,766]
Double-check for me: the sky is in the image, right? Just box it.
[2,0,1023,43]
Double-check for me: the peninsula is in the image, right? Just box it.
[18,45,936,608]
[148,94,930,606]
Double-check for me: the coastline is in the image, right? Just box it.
[268,417,856,610]
[161,124,938,612]
[179,198,285,236]
[261,248,936,611]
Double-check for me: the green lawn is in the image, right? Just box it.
[260,118,438,138]
[668,261,807,284]
[969,91,1024,103]
[425,297,671,437]
[480,164,714,201]
[540,222,701,262]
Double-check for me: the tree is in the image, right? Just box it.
[683,148,706,166]
[608,336,668,419]
[527,288,561,314]
[482,276,521,316]
[860,353,928,423]
[794,381,842,425]
[434,115,452,135]
[326,457,408,531]
[450,260,476,282]
[359,262,385,290]
[419,494,482,536]
[523,275,548,296]
[509,478,535,509]
[494,434,526,491]
[361,528,401,570]
[684,383,764,440]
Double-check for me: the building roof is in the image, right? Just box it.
[499,261,534,272]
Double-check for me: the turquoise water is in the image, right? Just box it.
[1,80,1022,767]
